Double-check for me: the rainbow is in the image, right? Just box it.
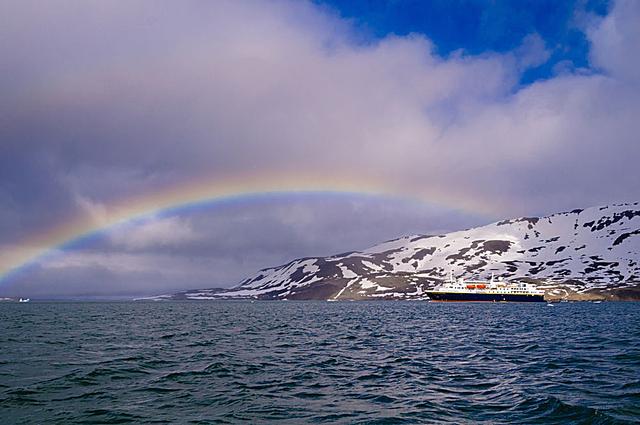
[0,172,499,284]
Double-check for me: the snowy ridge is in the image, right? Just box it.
[171,202,640,301]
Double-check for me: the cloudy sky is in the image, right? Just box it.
[1,0,638,297]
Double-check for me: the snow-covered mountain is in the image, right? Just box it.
[164,202,640,301]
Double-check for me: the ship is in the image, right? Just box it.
[426,273,545,302]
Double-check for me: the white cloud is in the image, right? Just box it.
[515,33,550,70]
[110,216,198,250]
[588,0,640,83]
[2,0,634,218]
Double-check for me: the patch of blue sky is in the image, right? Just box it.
[318,0,610,85]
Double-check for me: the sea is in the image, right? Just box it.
[1,301,639,424]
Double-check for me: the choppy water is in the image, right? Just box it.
[1,301,639,424]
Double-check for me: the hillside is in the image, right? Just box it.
[157,202,640,301]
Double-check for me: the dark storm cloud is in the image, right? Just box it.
[2,195,488,297]
[0,0,639,296]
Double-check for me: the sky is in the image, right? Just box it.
[1,0,639,297]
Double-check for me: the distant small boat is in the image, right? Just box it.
[593,300,602,304]
[547,303,555,307]
[18,298,30,303]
